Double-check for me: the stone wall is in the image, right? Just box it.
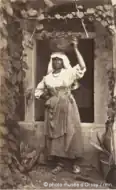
[94,22,112,124]
[19,122,105,168]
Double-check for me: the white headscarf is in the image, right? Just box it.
[47,52,80,90]
[47,52,71,74]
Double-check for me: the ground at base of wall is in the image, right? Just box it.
[16,163,111,189]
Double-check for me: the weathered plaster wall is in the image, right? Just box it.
[19,122,104,168]
[94,23,112,124]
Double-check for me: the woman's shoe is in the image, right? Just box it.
[72,165,81,174]
[52,163,64,175]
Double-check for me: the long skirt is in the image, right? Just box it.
[44,94,84,159]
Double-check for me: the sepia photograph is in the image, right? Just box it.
[0,0,116,189]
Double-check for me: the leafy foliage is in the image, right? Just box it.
[106,69,116,128]
[37,4,115,34]
[0,0,28,188]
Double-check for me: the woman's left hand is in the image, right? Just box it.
[72,37,78,49]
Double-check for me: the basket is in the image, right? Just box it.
[49,37,73,52]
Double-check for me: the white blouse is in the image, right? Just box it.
[35,64,86,99]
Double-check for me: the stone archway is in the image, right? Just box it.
[42,0,116,130]
[25,0,115,126]
[20,0,116,159]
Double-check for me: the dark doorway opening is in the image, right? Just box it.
[35,39,94,123]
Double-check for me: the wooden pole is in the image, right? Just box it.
[74,0,89,38]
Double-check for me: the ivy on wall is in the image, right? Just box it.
[18,3,115,34]
[0,0,28,188]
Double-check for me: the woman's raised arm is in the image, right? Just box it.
[72,38,86,71]
[67,38,86,83]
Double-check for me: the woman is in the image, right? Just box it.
[35,39,86,174]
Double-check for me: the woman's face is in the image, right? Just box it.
[52,57,63,71]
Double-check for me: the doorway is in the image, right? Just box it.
[35,39,94,123]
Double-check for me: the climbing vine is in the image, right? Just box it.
[0,0,28,188]
[41,5,114,33]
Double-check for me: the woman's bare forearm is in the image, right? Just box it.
[74,47,86,70]
[72,38,86,70]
